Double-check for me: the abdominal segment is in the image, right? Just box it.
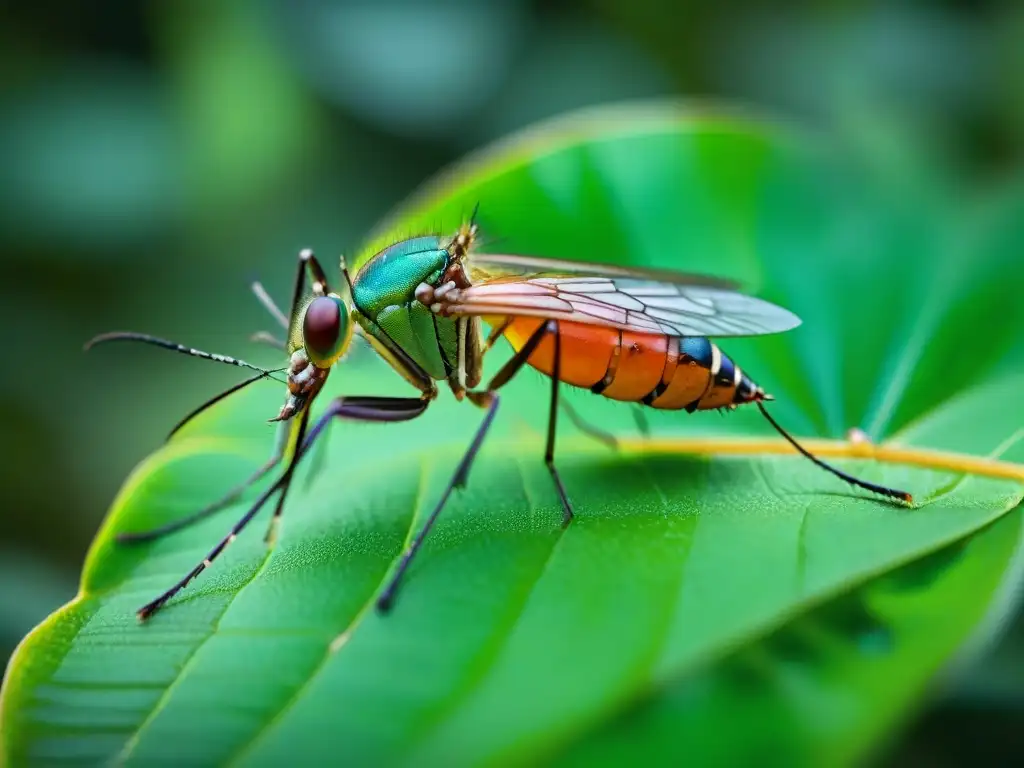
[498,316,763,411]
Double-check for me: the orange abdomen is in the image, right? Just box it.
[499,317,762,411]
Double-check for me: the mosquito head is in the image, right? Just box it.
[271,293,353,422]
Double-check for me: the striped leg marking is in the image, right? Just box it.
[135,396,429,621]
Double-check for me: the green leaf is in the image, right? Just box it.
[2,103,1022,767]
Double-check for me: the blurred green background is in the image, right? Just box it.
[1,0,1021,763]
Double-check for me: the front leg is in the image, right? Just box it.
[135,395,429,621]
[375,392,500,613]
[375,319,557,613]
[118,419,293,544]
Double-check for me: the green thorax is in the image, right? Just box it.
[351,235,459,381]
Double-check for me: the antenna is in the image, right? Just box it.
[85,332,276,377]
[167,367,287,439]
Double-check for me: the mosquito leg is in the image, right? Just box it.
[251,281,290,330]
[248,248,333,349]
[263,408,310,545]
[484,319,551,391]
[136,478,285,621]
[262,247,332,334]
[756,401,912,503]
[482,318,513,353]
[482,318,613,454]
[559,399,618,451]
[543,322,574,527]
[483,317,617,452]
[119,422,292,544]
[376,320,553,613]
[135,395,429,621]
[376,394,500,613]
[481,319,574,524]
[301,418,332,491]
[250,331,285,349]
[631,404,651,438]
[117,455,278,544]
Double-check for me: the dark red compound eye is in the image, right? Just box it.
[303,296,342,359]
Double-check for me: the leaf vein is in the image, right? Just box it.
[115,544,275,764]
[222,458,429,766]
[405,460,569,758]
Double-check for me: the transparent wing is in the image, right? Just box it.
[448,258,801,338]
[469,252,740,290]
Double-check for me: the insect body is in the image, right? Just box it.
[350,233,483,400]
[88,215,911,621]
[486,315,763,410]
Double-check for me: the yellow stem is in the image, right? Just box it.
[616,437,1024,482]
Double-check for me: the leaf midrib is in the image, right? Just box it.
[615,437,1024,484]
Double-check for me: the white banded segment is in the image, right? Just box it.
[441,274,801,339]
